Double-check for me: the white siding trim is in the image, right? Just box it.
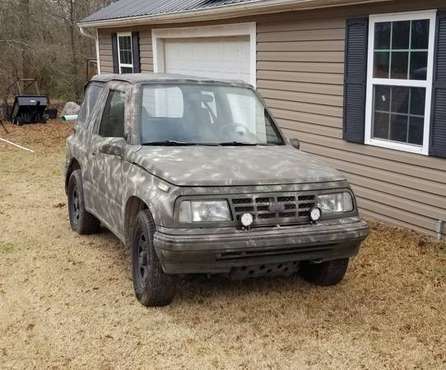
[151,22,257,87]
[364,9,437,155]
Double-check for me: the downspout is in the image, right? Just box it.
[79,26,101,75]
[437,220,445,241]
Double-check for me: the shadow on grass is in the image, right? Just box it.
[85,225,350,309]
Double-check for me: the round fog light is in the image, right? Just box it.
[241,213,254,227]
[310,207,321,222]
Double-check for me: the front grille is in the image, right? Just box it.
[230,192,316,227]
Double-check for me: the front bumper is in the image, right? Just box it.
[154,217,368,274]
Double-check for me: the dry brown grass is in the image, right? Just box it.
[0,121,445,369]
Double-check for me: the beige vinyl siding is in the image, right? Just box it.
[98,28,153,73]
[257,2,446,238]
[94,0,446,238]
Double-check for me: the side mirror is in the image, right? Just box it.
[99,138,125,158]
[289,138,300,150]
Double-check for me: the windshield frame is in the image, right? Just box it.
[134,81,286,146]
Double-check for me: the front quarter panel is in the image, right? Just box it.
[122,150,179,229]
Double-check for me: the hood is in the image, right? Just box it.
[129,145,345,186]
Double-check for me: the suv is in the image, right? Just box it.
[65,74,368,306]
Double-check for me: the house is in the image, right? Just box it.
[79,0,446,239]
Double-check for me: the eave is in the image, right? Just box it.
[78,0,391,29]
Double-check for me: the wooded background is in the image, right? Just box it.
[0,0,112,101]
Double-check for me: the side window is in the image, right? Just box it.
[118,33,133,74]
[365,11,436,155]
[99,90,126,138]
[77,84,103,126]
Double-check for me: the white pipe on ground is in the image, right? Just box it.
[0,137,34,153]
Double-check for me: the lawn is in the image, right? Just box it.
[0,121,445,369]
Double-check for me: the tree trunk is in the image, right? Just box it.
[69,0,80,100]
[20,0,31,79]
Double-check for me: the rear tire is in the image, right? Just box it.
[300,258,349,286]
[131,209,176,307]
[67,169,100,234]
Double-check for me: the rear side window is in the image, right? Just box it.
[99,90,126,138]
[77,84,103,126]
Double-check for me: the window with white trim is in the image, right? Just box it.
[117,33,133,74]
[365,11,436,155]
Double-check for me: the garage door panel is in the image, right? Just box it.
[164,36,251,83]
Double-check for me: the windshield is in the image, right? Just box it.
[139,84,284,145]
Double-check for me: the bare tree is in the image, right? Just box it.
[0,0,112,101]
[19,0,31,78]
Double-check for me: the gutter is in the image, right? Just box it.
[79,26,101,74]
[79,26,96,39]
[78,0,390,29]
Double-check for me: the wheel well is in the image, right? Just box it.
[65,159,80,194]
[124,197,149,247]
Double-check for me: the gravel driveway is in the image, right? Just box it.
[0,122,445,369]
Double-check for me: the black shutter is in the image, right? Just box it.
[429,11,446,158]
[111,33,119,74]
[132,32,141,73]
[343,17,369,144]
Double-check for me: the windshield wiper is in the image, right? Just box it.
[142,140,210,146]
[217,141,258,146]
[142,140,260,146]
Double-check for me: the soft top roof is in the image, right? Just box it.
[91,73,252,88]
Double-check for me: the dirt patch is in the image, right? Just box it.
[0,121,445,369]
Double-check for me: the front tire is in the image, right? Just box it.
[67,169,100,234]
[132,209,176,307]
[300,258,349,286]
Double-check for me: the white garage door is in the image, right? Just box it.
[163,36,252,84]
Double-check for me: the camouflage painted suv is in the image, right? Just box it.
[65,74,368,307]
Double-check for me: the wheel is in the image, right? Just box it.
[299,258,349,286]
[132,209,176,307]
[67,169,100,234]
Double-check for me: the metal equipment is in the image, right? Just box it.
[3,79,49,125]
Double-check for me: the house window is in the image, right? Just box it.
[365,11,436,154]
[117,33,133,73]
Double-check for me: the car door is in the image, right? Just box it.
[88,83,130,234]
[75,82,106,203]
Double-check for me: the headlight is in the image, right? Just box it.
[178,200,231,223]
[317,192,353,214]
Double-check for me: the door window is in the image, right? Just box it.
[99,90,126,138]
[77,84,104,126]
